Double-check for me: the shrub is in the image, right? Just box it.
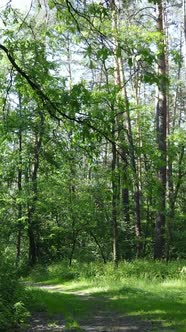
[0,300,12,330]
[13,301,30,327]
[0,253,30,330]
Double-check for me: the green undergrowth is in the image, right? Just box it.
[0,255,30,331]
[24,260,186,331]
[25,287,95,323]
[24,259,186,284]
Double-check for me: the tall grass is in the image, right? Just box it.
[26,259,186,284]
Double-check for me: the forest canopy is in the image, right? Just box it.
[0,0,185,267]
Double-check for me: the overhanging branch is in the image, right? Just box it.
[0,43,127,162]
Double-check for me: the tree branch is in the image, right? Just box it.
[0,43,126,160]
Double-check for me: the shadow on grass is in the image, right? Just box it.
[25,287,170,332]
[93,284,186,331]
[25,281,186,331]
[25,287,95,317]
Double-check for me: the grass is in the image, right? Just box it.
[99,278,186,331]
[25,286,94,317]
[23,260,186,331]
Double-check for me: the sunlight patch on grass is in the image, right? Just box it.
[65,318,81,330]
[139,309,166,315]
[48,321,59,328]
[28,279,110,295]
[161,279,186,288]
[57,280,92,291]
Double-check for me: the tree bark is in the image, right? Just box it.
[154,1,167,259]
[16,125,22,264]
[28,112,44,265]
[112,140,118,264]
[183,0,186,67]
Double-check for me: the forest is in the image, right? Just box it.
[0,0,185,331]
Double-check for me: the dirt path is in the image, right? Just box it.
[26,284,175,332]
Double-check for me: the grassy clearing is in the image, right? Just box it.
[23,260,186,331]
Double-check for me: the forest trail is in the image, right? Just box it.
[27,284,175,332]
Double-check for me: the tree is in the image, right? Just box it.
[0,0,185,265]
[154,0,168,259]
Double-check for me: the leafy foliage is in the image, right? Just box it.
[0,0,185,270]
[0,253,30,330]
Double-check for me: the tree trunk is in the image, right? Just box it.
[183,0,186,67]
[16,99,23,265]
[16,129,22,264]
[154,1,167,259]
[28,112,44,265]
[112,140,118,264]
[111,0,142,257]
[124,92,142,256]
[122,187,130,224]
[28,211,38,266]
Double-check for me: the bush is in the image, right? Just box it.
[13,301,30,327]
[0,300,12,330]
[0,253,30,330]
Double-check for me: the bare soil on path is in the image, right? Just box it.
[26,284,176,332]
